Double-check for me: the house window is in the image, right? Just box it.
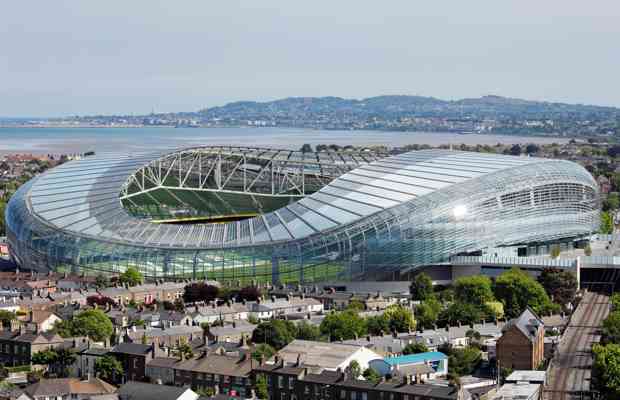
[214,375,221,382]
[278,376,284,388]
[351,392,357,400]
[340,390,346,400]
[206,374,213,381]
[280,394,287,400]
[362,393,367,400]
[289,378,295,389]
[304,385,310,395]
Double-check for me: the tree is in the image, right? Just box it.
[238,286,262,302]
[347,360,362,379]
[601,211,614,234]
[252,344,276,362]
[54,348,77,378]
[255,374,269,400]
[87,295,115,307]
[32,349,58,365]
[119,266,142,286]
[363,368,382,384]
[0,310,16,329]
[95,355,123,383]
[94,274,110,289]
[415,297,442,329]
[65,309,114,342]
[295,321,322,341]
[382,305,416,333]
[602,311,620,344]
[494,268,555,318]
[176,339,194,360]
[604,193,620,211]
[465,329,481,341]
[440,344,481,376]
[320,310,367,341]
[346,300,366,312]
[183,283,220,303]
[410,273,434,301]
[509,144,522,156]
[438,302,486,326]
[525,144,540,155]
[300,143,313,153]
[402,342,429,355]
[252,320,297,350]
[454,275,494,304]
[366,315,390,336]
[592,343,620,398]
[538,268,577,307]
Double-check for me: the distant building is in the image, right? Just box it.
[118,381,198,400]
[24,378,116,400]
[369,352,448,381]
[274,339,381,371]
[496,308,545,370]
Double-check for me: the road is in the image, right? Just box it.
[545,291,610,400]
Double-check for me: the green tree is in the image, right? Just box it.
[410,273,434,301]
[55,348,77,378]
[252,320,297,350]
[382,305,416,333]
[402,342,429,355]
[454,275,494,304]
[438,302,486,326]
[347,360,361,379]
[601,211,614,234]
[537,268,577,307]
[592,343,620,398]
[415,297,442,329]
[119,266,143,286]
[94,274,110,289]
[295,321,322,341]
[493,268,555,318]
[320,310,367,341]
[32,349,58,365]
[0,310,16,329]
[604,193,620,211]
[300,143,313,153]
[440,344,482,375]
[346,300,366,312]
[366,315,390,336]
[65,309,114,342]
[602,311,620,344]
[95,355,123,383]
[362,368,382,384]
[255,374,269,400]
[252,344,276,362]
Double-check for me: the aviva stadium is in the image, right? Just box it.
[5,146,600,284]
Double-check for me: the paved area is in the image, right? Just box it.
[545,291,610,400]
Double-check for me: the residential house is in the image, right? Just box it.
[173,353,254,398]
[190,302,250,325]
[0,327,64,366]
[24,378,117,400]
[205,321,256,344]
[496,308,545,370]
[369,352,448,381]
[249,296,323,320]
[123,325,204,347]
[110,343,154,383]
[118,381,199,400]
[146,357,179,385]
[22,310,62,333]
[275,340,381,371]
[158,311,192,328]
[75,345,110,379]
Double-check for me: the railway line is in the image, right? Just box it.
[545,291,610,400]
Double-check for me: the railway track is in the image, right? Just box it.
[545,291,610,400]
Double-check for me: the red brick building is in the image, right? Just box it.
[496,307,545,370]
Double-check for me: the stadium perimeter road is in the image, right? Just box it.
[545,291,610,400]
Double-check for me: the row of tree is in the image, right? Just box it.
[593,293,620,397]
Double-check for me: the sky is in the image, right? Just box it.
[1,1,620,117]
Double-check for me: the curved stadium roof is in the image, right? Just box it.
[27,147,559,249]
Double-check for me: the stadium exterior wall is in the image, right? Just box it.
[4,150,600,284]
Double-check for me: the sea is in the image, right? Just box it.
[0,127,568,155]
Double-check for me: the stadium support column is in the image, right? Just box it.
[576,256,581,290]
[271,252,280,285]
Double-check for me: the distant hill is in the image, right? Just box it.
[199,95,620,120]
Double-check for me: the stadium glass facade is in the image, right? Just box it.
[5,147,600,284]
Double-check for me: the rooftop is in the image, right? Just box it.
[383,352,447,366]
